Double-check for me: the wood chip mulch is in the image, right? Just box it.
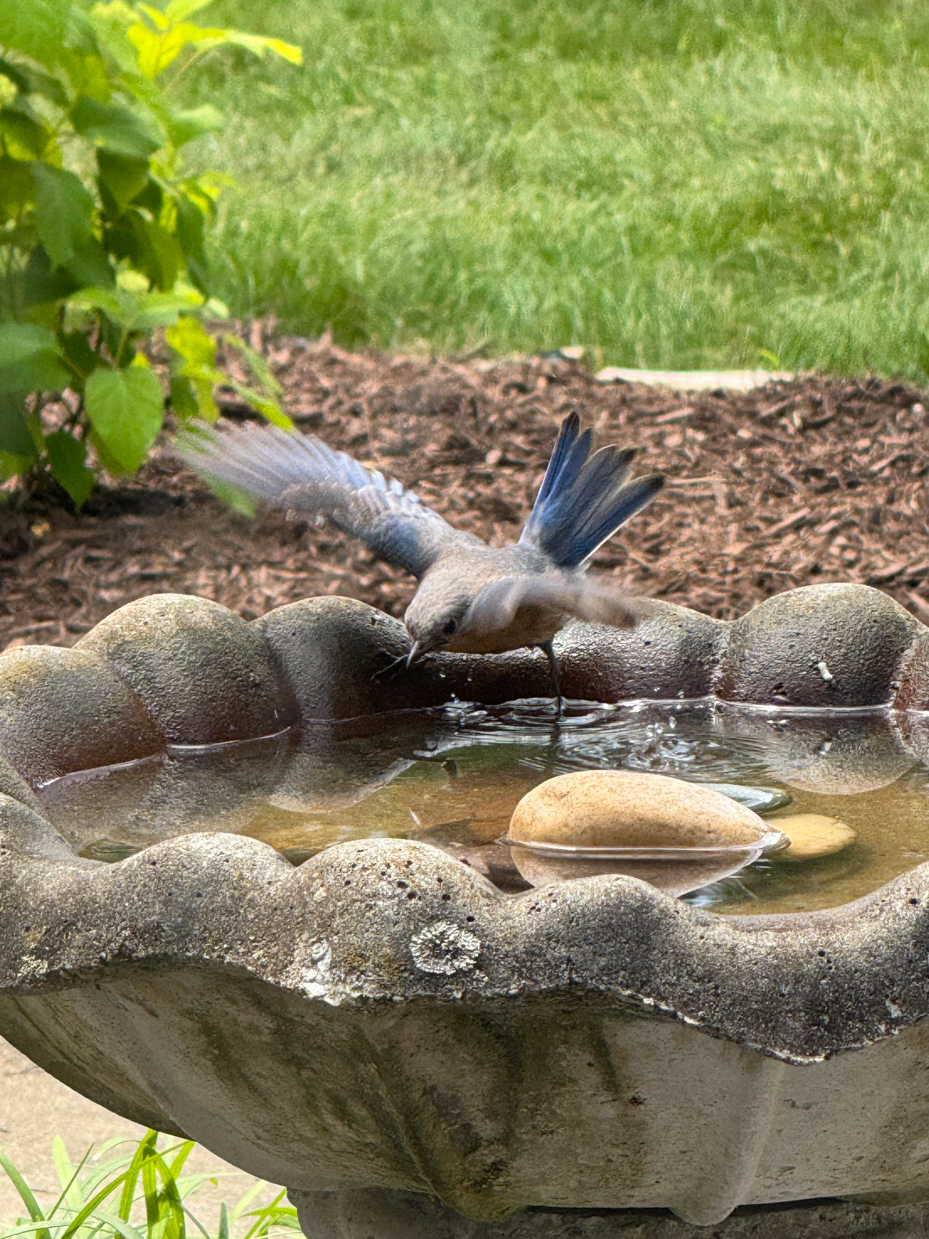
[3,326,929,651]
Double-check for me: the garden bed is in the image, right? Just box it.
[2,329,929,650]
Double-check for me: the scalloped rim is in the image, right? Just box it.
[1,587,929,1063]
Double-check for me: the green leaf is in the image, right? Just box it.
[175,191,207,288]
[128,21,225,78]
[91,1213,145,1239]
[32,164,94,267]
[165,315,215,365]
[221,30,303,64]
[0,59,31,95]
[0,156,34,220]
[63,236,115,288]
[61,330,98,381]
[51,1135,85,1212]
[71,95,163,157]
[0,394,40,459]
[67,285,201,332]
[85,364,164,473]
[0,105,55,161]
[225,334,283,397]
[67,286,126,324]
[0,1148,50,1239]
[21,244,81,309]
[168,373,198,418]
[45,429,95,509]
[0,58,68,106]
[0,0,91,69]
[96,149,150,211]
[165,104,223,147]
[136,3,170,32]
[228,380,293,430]
[89,2,145,75]
[131,287,204,329]
[0,323,68,395]
[106,211,184,289]
[164,0,215,22]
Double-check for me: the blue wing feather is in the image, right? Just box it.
[519,414,663,567]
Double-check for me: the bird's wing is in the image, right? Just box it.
[464,573,638,633]
[177,422,478,579]
[519,412,664,568]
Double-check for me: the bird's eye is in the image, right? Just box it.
[443,617,458,635]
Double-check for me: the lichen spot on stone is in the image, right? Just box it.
[410,921,481,975]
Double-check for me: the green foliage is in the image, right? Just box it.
[0,1130,300,1239]
[0,0,300,507]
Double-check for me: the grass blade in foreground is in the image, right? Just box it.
[0,1135,294,1239]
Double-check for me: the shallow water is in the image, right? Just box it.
[36,699,929,914]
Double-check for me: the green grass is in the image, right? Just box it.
[181,0,929,377]
[0,1132,296,1239]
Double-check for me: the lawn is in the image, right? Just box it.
[183,0,929,377]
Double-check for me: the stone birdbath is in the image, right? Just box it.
[2,583,929,1238]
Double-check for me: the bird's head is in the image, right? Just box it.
[403,579,473,664]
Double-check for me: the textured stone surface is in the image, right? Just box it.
[0,754,42,812]
[254,596,452,718]
[893,632,929,712]
[79,594,295,743]
[0,644,162,784]
[290,1187,929,1239]
[557,601,725,701]
[4,831,929,1224]
[5,587,929,1230]
[715,584,922,706]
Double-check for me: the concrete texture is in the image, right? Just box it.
[78,594,296,743]
[290,1186,929,1239]
[714,583,922,707]
[0,1036,281,1229]
[3,590,929,1232]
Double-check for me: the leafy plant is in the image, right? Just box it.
[0,1130,300,1239]
[0,0,299,508]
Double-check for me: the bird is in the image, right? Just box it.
[178,412,664,713]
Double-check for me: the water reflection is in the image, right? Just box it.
[35,698,929,915]
[713,704,915,795]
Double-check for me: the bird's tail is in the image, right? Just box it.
[518,413,664,568]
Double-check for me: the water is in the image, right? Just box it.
[36,698,929,914]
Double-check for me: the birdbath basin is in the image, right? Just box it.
[4,584,929,1237]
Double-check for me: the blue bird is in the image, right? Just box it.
[179,413,663,710]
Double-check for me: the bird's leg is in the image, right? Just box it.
[539,640,563,721]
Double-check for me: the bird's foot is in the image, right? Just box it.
[372,650,410,681]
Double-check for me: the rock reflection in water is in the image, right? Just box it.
[713,704,914,795]
[33,698,929,915]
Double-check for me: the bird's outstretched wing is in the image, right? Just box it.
[465,573,638,633]
[177,422,480,579]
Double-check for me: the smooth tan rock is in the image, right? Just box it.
[508,770,769,849]
[774,813,857,861]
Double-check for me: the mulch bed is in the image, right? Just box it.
[3,325,929,650]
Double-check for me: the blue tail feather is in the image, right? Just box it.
[519,414,663,567]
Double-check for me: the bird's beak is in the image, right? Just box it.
[406,641,420,669]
